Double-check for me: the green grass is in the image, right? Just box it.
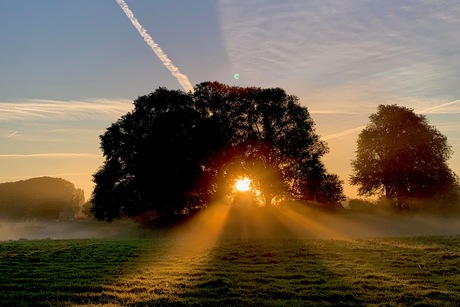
[1,208,460,306]
[1,236,459,306]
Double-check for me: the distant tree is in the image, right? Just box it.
[92,82,344,221]
[81,200,93,218]
[74,188,85,208]
[350,104,460,211]
[0,177,84,219]
[348,199,377,212]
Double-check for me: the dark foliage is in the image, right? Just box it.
[0,177,84,219]
[348,199,377,213]
[350,104,460,211]
[91,82,344,221]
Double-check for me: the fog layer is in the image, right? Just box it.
[1,211,459,241]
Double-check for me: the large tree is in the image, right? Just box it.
[193,82,344,206]
[91,88,207,220]
[350,104,460,210]
[91,82,344,220]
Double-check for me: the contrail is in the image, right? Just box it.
[115,0,194,93]
[418,99,460,113]
[322,126,365,141]
[322,99,460,141]
[7,131,19,138]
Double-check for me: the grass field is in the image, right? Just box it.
[1,206,460,306]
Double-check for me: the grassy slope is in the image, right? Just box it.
[1,208,459,306]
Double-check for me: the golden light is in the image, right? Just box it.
[235,177,252,192]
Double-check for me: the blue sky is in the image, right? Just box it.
[1,0,459,199]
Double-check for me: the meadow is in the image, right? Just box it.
[1,206,460,306]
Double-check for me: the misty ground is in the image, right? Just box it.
[1,206,460,306]
[1,208,459,241]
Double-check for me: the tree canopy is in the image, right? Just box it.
[0,177,84,220]
[350,104,460,210]
[91,82,344,221]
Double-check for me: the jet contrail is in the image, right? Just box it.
[322,98,460,141]
[7,131,19,138]
[115,0,194,93]
[322,126,365,141]
[418,99,460,113]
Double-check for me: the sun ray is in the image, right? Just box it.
[101,201,232,303]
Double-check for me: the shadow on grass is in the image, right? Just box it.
[138,206,363,306]
[74,203,233,306]
[3,206,459,306]
[0,238,171,306]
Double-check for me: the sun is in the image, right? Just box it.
[235,177,251,192]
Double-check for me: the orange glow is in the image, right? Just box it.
[235,177,251,192]
[103,201,232,302]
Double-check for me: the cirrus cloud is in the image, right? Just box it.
[218,0,460,99]
[0,98,133,121]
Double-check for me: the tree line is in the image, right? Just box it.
[0,177,84,220]
[90,82,460,221]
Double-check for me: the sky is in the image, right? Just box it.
[1,0,460,200]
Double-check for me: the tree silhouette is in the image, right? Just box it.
[92,88,206,220]
[350,104,460,210]
[193,83,344,206]
[0,177,84,220]
[91,82,344,221]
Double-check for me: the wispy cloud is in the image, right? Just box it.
[219,0,460,98]
[0,98,133,121]
[0,153,101,159]
[115,0,194,93]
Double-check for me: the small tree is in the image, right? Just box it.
[350,104,460,211]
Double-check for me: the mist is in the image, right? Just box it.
[297,212,460,239]
[2,208,459,242]
[0,219,152,241]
